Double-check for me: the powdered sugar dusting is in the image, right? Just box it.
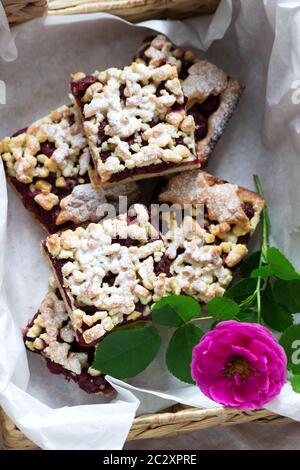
[182,61,227,102]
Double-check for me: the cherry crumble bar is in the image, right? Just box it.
[159,170,265,300]
[0,104,140,233]
[70,61,199,188]
[135,35,244,166]
[42,204,163,347]
[42,177,264,348]
[24,287,112,395]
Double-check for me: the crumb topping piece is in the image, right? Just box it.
[25,290,88,375]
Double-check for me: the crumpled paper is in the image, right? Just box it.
[1,0,300,450]
[0,1,17,61]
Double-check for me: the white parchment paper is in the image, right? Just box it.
[1,0,300,450]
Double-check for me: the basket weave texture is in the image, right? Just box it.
[4,0,220,24]
[0,406,292,449]
[2,0,47,24]
[1,0,292,451]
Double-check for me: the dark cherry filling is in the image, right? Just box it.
[125,134,135,147]
[75,370,112,394]
[197,95,220,117]
[45,357,112,395]
[214,236,222,245]
[112,237,141,247]
[119,83,126,102]
[243,202,254,220]
[71,76,99,98]
[9,168,89,233]
[155,81,166,97]
[134,301,146,313]
[12,127,28,137]
[221,252,228,265]
[179,57,194,80]
[99,150,111,162]
[98,120,109,146]
[188,95,221,141]
[175,136,184,146]
[67,113,75,127]
[237,234,250,245]
[190,110,208,141]
[39,140,56,158]
[154,255,172,277]
[11,178,61,233]
[6,134,88,232]
[171,97,187,111]
[102,272,117,286]
[71,76,100,114]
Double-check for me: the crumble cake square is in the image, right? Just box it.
[158,169,265,301]
[42,177,264,349]
[0,104,140,233]
[135,34,244,166]
[42,204,167,346]
[70,61,199,187]
[24,287,112,395]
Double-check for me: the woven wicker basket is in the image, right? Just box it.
[1,0,292,451]
[0,406,292,450]
[4,0,220,24]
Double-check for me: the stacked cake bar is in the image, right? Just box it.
[0,104,140,233]
[1,35,263,394]
[42,180,264,349]
[24,286,112,395]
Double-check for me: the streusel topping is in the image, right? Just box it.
[71,62,196,183]
[45,192,261,345]
[134,34,244,168]
[1,105,88,212]
[46,204,164,343]
[159,170,265,240]
[1,105,87,183]
[135,34,196,76]
[25,290,88,375]
[155,214,235,303]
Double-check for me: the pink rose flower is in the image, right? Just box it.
[191,320,287,409]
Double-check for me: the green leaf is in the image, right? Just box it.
[152,295,200,327]
[166,323,204,384]
[291,375,300,393]
[240,251,261,278]
[225,278,257,301]
[266,247,300,281]
[279,324,300,374]
[92,326,161,378]
[236,309,257,323]
[273,279,300,314]
[115,320,152,331]
[261,284,293,332]
[210,320,220,330]
[251,265,274,278]
[207,297,240,320]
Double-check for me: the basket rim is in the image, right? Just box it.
[0,405,292,449]
[4,0,221,25]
